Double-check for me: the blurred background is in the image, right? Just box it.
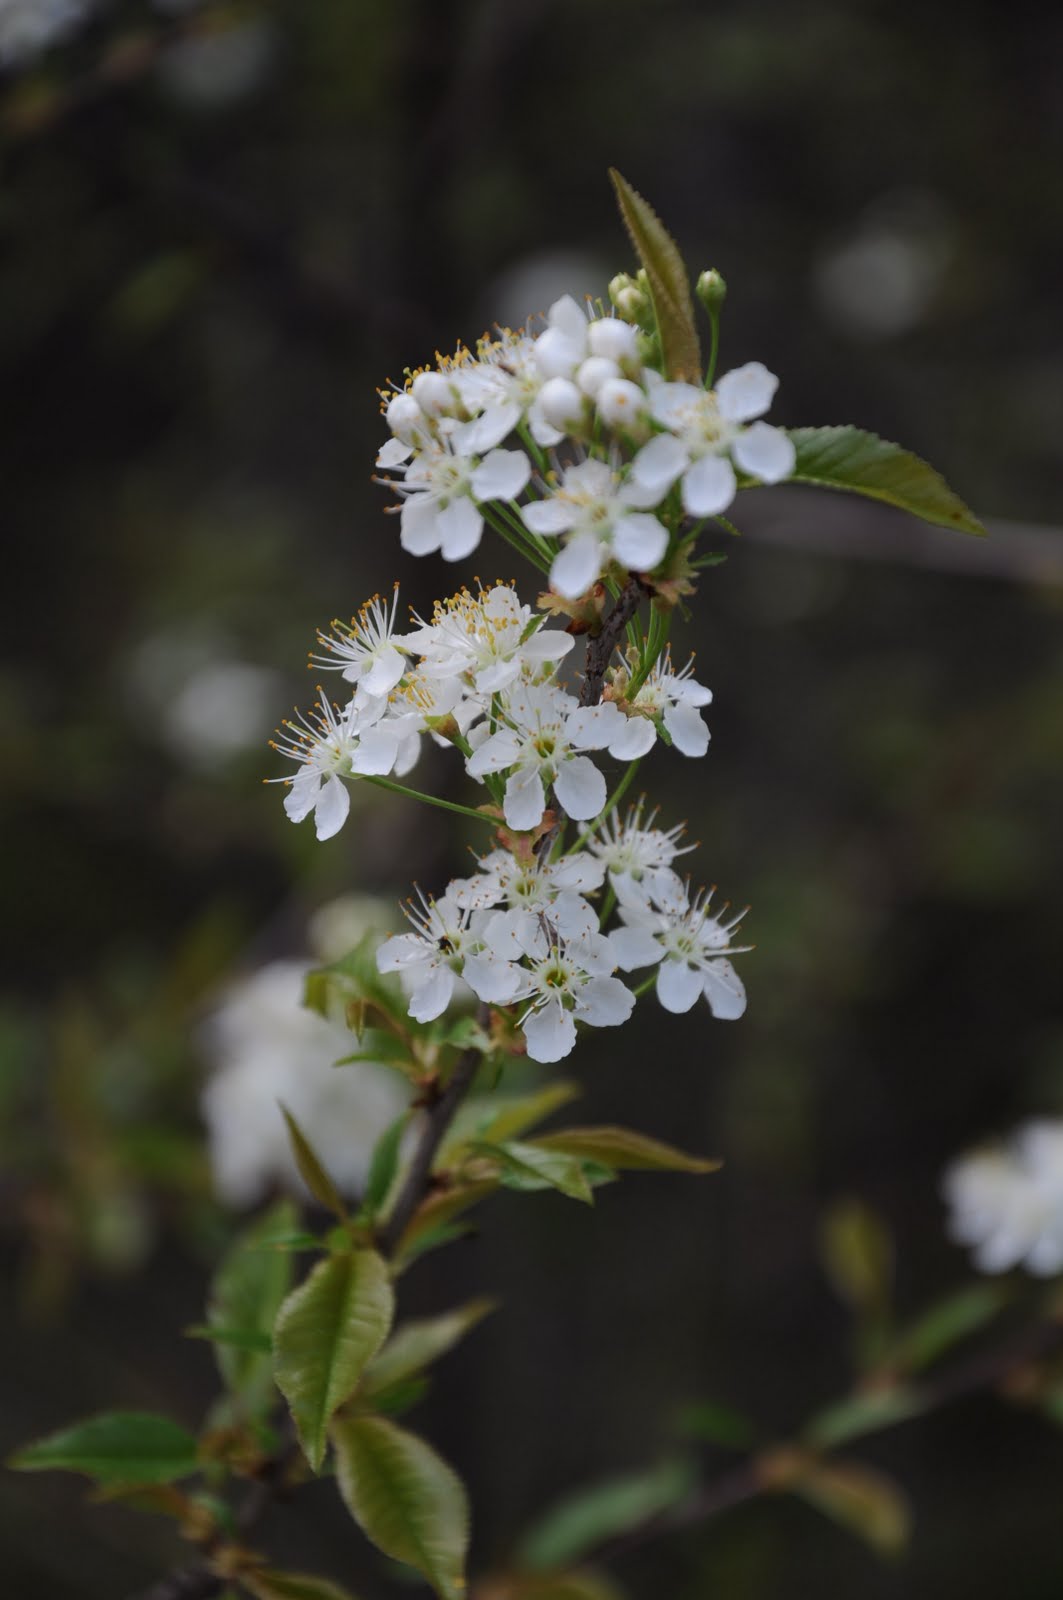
[2,0,1062,1594]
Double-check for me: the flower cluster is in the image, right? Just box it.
[943,1120,1063,1277]
[375,292,794,600]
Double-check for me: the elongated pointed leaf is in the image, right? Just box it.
[363,1299,497,1397]
[473,1081,581,1147]
[9,1412,199,1485]
[519,1459,696,1571]
[479,1140,593,1204]
[362,1113,409,1219]
[207,1201,297,1414]
[803,1387,922,1450]
[244,1570,361,1600]
[532,1126,719,1175]
[332,1415,469,1600]
[787,426,985,535]
[395,1179,498,1263]
[274,1251,394,1470]
[609,170,701,382]
[793,1458,910,1557]
[886,1282,1008,1374]
[281,1106,347,1219]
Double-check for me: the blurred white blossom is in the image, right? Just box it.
[0,0,96,65]
[943,1120,1063,1276]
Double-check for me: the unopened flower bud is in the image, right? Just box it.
[386,392,428,445]
[608,272,650,326]
[597,378,649,436]
[538,376,586,432]
[535,326,579,380]
[696,269,728,316]
[576,355,620,399]
[410,370,455,417]
[588,317,640,366]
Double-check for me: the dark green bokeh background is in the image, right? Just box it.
[2,1,1062,1594]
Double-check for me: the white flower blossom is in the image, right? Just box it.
[376,891,526,1023]
[465,682,634,831]
[271,691,418,840]
[0,0,95,64]
[589,802,693,908]
[383,437,532,563]
[630,361,795,518]
[505,915,635,1064]
[610,876,750,1018]
[449,848,604,938]
[522,457,668,600]
[403,582,573,695]
[533,295,641,388]
[944,1121,1063,1277]
[608,648,713,759]
[200,959,406,1208]
[451,328,565,453]
[312,586,412,697]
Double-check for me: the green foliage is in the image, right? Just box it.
[478,1575,625,1600]
[394,1180,499,1264]
[470,1081,581,1147]
[273,1251,394,1471]
[9,1412,199,1486]
[885,1283,1009,1374]
[802,1387,923,1450]
[676,1399,757,1449]
[243,1570,362,1600]
[477,1140,595,1204]
[207,1201,298,1418]
[531,1125,720,1175]
[609,171,701,383]
[787,427,986,536]
[518,1458,696,1571]
[332,1414,470,1600]
[363,1300,497,1398]
[789,1456,910,1558]
[360,1113,409,1221]
[281,1106,348,1220]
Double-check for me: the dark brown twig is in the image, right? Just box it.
[377,1044,482,1257]
[579,576,648,708]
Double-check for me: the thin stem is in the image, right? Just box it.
[361,773,495,826]
[598,882,617,931]
[378,1044,483,1256]
[704,307,721,388]
[625,607,672,700]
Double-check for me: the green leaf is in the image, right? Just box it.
[479,1140,593,1204]
[208,1201,297,1417]
[532,1126,720,1175]
[332,1414,469,1600]
[886,1282,1009,1374]
[9,1412,199,1485]
[676,1399,756,1449]
[307,932,409,1037]
[786,426,986,536]
[244,1570,361,1600]
[518,1459,696,1571]
[609,170,701,383]
[363,1299,497,1398]
[186,1325,273,1355]
[395,1180,498,1263]
[482,1576,626,1600]
[792,1458,910,1558]
[281,1106,347,1220]
[273,1251,394,1471]
[820,1199,893,1321]
[362,1113,409,1220]
[369,1375,431,1418]
[802,1387,922,1450]
[473,1081,582,1147]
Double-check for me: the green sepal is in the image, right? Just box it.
[786,426,985,536]
[8,1412,199,1486]
[273,1250,394,1471]
[609,170,701,383]
[332,1414,469,1600]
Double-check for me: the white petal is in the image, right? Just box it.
[715,361,779,423]
[455,400,522,453]
[399,498,442,556]
[535,326,583,380]
[566,702,624,751]
[649,380,701,428]
[576,975,636,1028]
[548,294,588,341]
[681,455,736,518]
[361,645,407,696]
[409,965,455,1023]
[522,1003,578,1063]
[550,891,598,943]
[631,433,687,498]
[503,765,546,831]
[314,774,350,841]
[437,497,483,561]
[471,447,532,502]
[376,437,414,468]
[663,700,710,758]
[554,754,606,821]
[550,854,606,893]
[351,725,401,775]
[550,533,604,600]
[462,952,521,1004]
[701,958,747,1020]
[732,422,796,484]
[466,728,523,778]
[588,317,640,364]
[656,957,704,1013]
[611,512,668,572]
[523,497,576,535]
[521,629,575,663]
[376,933,429,973]
[608,715,657,760]
[283,770,320,824]
[610,927,664,971]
